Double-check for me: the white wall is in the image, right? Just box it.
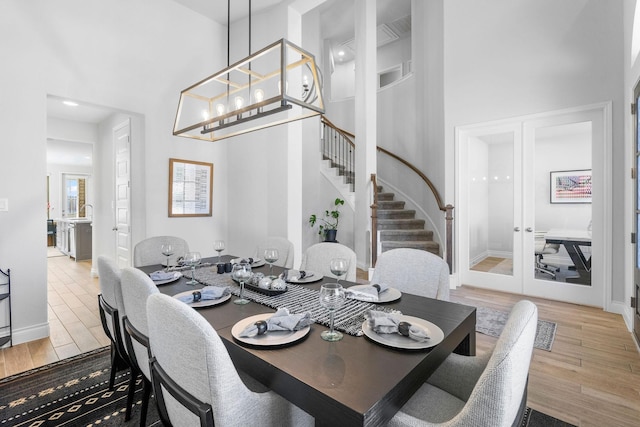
[443,0,625,302]
[0,0,225,344]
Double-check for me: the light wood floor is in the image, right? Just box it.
[0,250,109,378]
[1,256,639,426]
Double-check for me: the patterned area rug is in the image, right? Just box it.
[476,306,557,351]
[0,347,160,426]
[0,347,575,426]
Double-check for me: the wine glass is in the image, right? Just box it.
[264,248,279,278]
[213,240,225,264]
[232,262,252,305]
[184,251,201,285]
[161,243,174,272]
[319,283,345,342]
[329,258,349,285]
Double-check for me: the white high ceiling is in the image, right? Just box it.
[46,0,410,167]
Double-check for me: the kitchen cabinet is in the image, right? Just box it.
[56,219,92,261]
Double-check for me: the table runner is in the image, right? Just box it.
[194,268,399,336]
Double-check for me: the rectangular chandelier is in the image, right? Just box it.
[173,38,324,142]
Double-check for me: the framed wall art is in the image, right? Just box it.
[169,158,213,217]
[550,169,592,204]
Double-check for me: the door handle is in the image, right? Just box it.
[112,227,118,231]
[525,227,533,232]
[514,227,520,232]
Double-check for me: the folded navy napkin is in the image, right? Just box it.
[345,283,389,302]
[176,286,230,304]
[150,271,177,281]
[365,311,430,342]
[239,308,312,338]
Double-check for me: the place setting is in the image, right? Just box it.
[230,256,266,268]
[149,270,183,285]
[231,307,313,347]
[281,269,321,284]
[344,282,402,303]
[361,311,444,350]
[173,285,231,308]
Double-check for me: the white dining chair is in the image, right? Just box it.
[97,256,130,390]
[133,236,189,267]
[371,248,450,300]
[146,293,314,427]
[388,300,538,427]
[299,242,357,282]
[120,267,159,427]
[254,236,295,269]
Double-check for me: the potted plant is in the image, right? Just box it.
[309,198,345,242]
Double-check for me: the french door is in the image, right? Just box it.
[458,104,609,307]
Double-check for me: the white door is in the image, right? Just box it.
[458,123,523,294]
[113,119,132,268]
[458,104,609,307]
[522,106,608,307]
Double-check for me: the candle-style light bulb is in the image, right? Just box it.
[254,89,264,113]
[235,96,244,119]
[202,110,210,130]
[215,103,226,125]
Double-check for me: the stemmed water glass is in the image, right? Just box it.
[329,258,349,285]
[213,240,225,264]
[161,243,174,272]
[319,283,346,342]
[264,248,279,278]
[184,251,201,285]
[232,262,252,305]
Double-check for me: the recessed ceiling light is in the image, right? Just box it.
[63,100,79,107]
[338,50,345,57]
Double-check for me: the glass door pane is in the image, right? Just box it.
[533,122,592,285]
[468,132,515,277]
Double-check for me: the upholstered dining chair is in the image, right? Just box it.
[371,248,450,300]
[120,267,159,427]
[97,256,130,390]
[146,293,314,427]
[299,242,357,282]
[254,236,295,269]
[133,236,189,267]
[388,300,538,427]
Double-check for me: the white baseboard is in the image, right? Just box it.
[11,322,50,346]
[607,301,633,332]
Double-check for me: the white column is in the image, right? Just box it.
[286,6,304,265]
[354,0,377,269]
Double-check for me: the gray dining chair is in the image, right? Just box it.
[299,242,357,282]
[120,267,159,427]
[371,248,450,300]
[146,293,314,427]
[97,256,130,390]
[133,236,189,267]
[254,236,295,269]
[388,300,538,427]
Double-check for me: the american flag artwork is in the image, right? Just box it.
[550,170,592,203]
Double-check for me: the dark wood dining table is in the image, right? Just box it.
[139,256,476,427]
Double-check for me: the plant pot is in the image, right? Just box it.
[324,229,337,242]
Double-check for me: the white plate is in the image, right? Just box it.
[345,285,402,303]
[231,257,266,268]
[285,270,322,284]
[151,271,183,285]
[362,315,444,350]
[231,313,310,347]
[172,290,231,308]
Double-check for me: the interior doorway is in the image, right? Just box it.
[457,103,611,307]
